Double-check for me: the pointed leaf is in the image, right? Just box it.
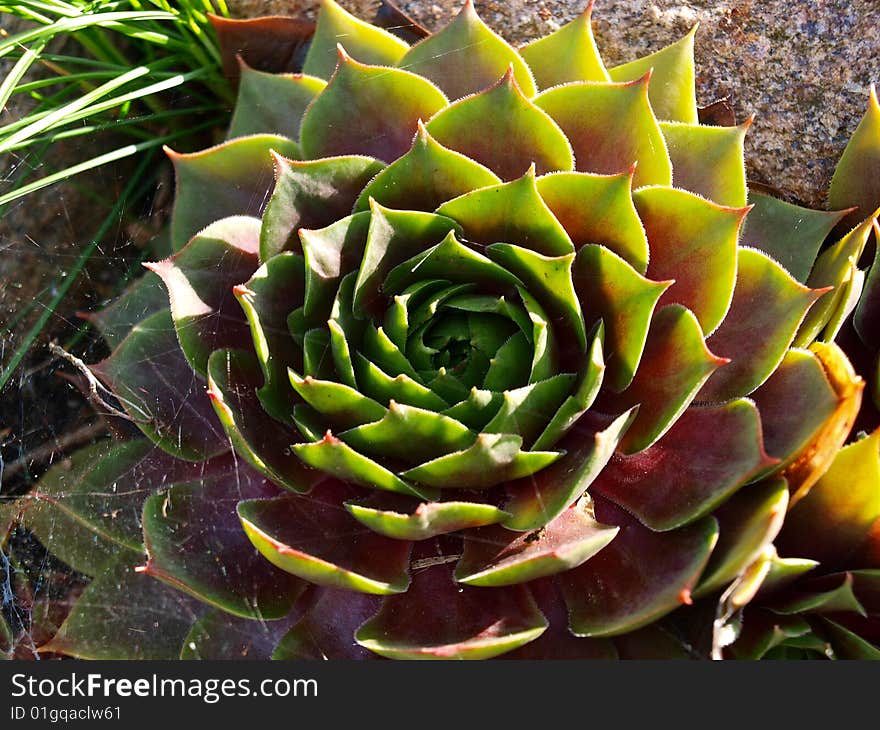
[455,506,618,587]
[699,248,827,401]
[519,3,609,88]
[81,271,167,348]
[425,69,573,181]
[592,400,776,532]
[503,409,637,532]
[345,493,509,540]
[237,485,413,594]
[442,387,504,431]
[602,304,727,454]
[228,61,325,140]
[608,27,698,123]
[303,0,409,80]
[536,170,648,272]
[634,186,745,335]
[210,14,314,81]
[659,119,749,206]
[397,1,536,101]
[535,77,672,188]
[146,216,261,376]
[354,354,449,411]
[289,370,386,429]
[300,51,447,163]
[436,168,574,256]
[561,499,718,637]
[355,562,547,659]
[91,311,227,460]
[483,374,575,447]
[169,135,299,251]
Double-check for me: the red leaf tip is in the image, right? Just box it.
[232,284,256,299]
[678,588,693,605]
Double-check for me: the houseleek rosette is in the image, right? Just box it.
[14,0,877,660]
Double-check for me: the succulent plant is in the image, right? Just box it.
[4,0,877,660]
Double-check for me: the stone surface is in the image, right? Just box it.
[230,0,880,208]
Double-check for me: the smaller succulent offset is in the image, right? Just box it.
[4,0,878,660]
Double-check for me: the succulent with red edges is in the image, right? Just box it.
[4,0,878,660]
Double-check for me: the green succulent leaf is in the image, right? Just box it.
[854,221,880,351]
[260,153,385,261]
[634,186,745,335]
[604,304,727,454]
[81,271,168,348]
[169,135,300,252]
[354,123,501,213]
[303,0,410,80]
[228,60,326,140]
[300,50,447,163]
[561,499,718,637]
[354,354,449,410]
[455,507,618,587]
[344,493,510,540]
[396,1,536,101]
[237,485,413,594]
[771,572,866,617]
[592,400,776,532]
[91,310,227,461]
[143,473,306,620]
[536,170,649,273]
[823,619,880,660]
[425,69,573,180]
[573,244,671,392]
[608,26,698,123]
[436,167,574,256]
[535,76,672,188]
[739,191,851,283]
[355,563,547,659]
[659,119,749,207]
[483,374,575,447]
[828,85,880,226]
[699,248,827,402]
[147,216,261,377]
[519,3,609,88]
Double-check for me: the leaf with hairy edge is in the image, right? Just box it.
[355,561,547,659]
[608,27,698,123]
[228,60,325,140]
[828,85,880,227]
[300,50,447,163]
[80,271,167,348]
[535,76,672,188]
[455,507,618,587]
[561,498,718,637]
[634,186,746,335]
[374,0,429,43]
[274,588,383,660]
[345,493,509,540]
[739,192,852,284]
[592,400,776,532]
[289,371,386,429]
[238,485,413,595]
[536,170,648,273]
[354,123,500,213]
[699,249,827,402]
[425,69,573,181]
[234,252,305,421]
[855,222,880,351]
[303,0,409,80]
[659,119,749,207]
[142,472,306,620]
[601,305,727,454]
[503,409,637,532]
[209,14,315,81]
[39,558,200,660]
[207,350,320,494]
[777,429,880,567]
[401,433,561,489]
[573,244,671,392]
[146,216,261,376]
[181,602,308,660]
[260,153,385,261]
[436,168,574,257]
[519,2,609,89]
[354,203,462,317]
[91,311,227,461]
[796,214,876,347]
[694,478,789,597]
[168,135,300,252]
[397,1,536,101]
